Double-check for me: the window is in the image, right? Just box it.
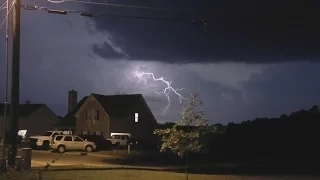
[74,137,83,142]
[111,135,121,139]
[55,136,63,141]
[96,110,100,120]
[85,110,88,120]
[64,136,72,141]
[135,113,139,123]
[52,133,59,139]
[95,131,101,136]
[82,131,88,135]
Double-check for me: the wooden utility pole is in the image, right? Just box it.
[2,0,10,159]
[7,0,20,167]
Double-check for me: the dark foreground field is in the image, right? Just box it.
[1,166,319,180]
[100,151,320,176]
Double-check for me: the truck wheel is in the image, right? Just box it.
[57,145,66,153]
[85,145,93,152]
[115,142,120,149]
[42,141,50,151]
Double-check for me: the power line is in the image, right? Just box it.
[1,0,9,10]
[21,4,208,26]
[0,1,14,31]
[1,1,6,10]
[47,0,67,3]
[47,0,190,13]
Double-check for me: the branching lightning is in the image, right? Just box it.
[136,72,188,115]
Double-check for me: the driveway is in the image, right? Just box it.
[0,148,116,167]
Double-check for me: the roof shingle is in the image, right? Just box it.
[93,93,145,117]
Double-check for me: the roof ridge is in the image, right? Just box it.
[91,93,142,97]
[0,103,45,105]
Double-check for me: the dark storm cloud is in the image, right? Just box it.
[81,0,320,63]
[241,62,320,119]
[91,42,126,59]
[143,95,163,102]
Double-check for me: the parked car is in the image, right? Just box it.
[79,135,113,150]
[50,135,96,153]
[29,130,72,150]
[107,134,130,148]
[128,137,158,151]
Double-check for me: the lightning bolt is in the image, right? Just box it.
[136,72,188,115]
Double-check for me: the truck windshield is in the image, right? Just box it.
[111,135,121,139]
[42,132,52,136]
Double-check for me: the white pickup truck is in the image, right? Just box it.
[29,131,72,150]
[107,133,131,147]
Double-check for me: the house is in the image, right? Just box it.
[56,90,159,144]
[54,90,87,132]
[76,93,159,143]
[0,103,60,138]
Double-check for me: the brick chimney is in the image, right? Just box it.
[68,90,78,113]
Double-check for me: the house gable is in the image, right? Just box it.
[0,104,59,136]
[70,93,158,141]
[88,93,158,142]
[74,94,110,137]
[74,94,109,118]
[19,105,60,135]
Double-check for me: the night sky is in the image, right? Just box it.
[1,0,320,124]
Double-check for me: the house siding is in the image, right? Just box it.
[75,95,110,139]
[109,109,157,144]
[109,116,132,135]
[74,94,158,144]
[0,106,60,138]
[19,106,60,136]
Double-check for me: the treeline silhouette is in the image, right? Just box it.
[158,105,320,163]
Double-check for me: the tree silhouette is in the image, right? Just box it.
[154,93,209,180]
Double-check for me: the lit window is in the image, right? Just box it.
[134,113,139,123]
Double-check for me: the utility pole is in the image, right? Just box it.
[2,0,11,159]
[7,0,20,167]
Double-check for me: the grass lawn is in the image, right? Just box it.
[43,170,215,180]
[1,166,319,180]
[4,169,318,180]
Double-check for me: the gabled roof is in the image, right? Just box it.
[56,93,159,127]
[55,96,88,126]
[0,104,44,117]
[92,93,158,125]
[92,93,145,117]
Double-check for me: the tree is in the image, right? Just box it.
[154,93,208,179]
